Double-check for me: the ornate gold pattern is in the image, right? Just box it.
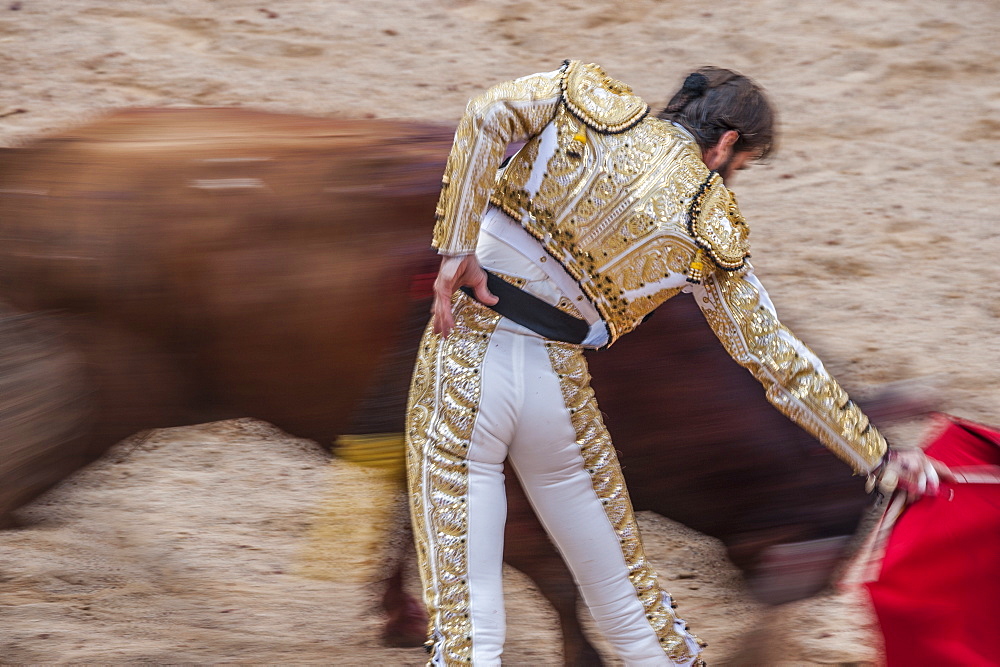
[431,59,752,344]
[694,268,888,472]
[490,271,527,288]
[687,174,751,271]
[560,60,649,133]
[432,69,564,255]
[544,341,703,664]
[406,294,501,664]
[555,295,584,319]
[491,108,723,343]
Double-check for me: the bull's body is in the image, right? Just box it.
[1,109,881,663]
[0,108,450,517]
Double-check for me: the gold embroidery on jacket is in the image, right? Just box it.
[688,175,751,271]
[491,112,718,343]
[433,70,564,255]
[435,60,751,344]
[555,296,584,319]
[696,270,887,472]
[560,60,649,133]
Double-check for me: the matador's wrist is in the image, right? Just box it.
[865,449,896,495]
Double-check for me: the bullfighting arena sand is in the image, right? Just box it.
[1,0,998,663]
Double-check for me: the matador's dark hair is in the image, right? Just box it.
[657,66,777,159]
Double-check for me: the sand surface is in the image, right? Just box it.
[2,0,998,664]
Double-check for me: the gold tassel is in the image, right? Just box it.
[686,249,707,284]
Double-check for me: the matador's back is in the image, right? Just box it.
[434,60,750,342]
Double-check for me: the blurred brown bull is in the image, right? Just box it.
[0,108,451,522]
[0,108,923,663]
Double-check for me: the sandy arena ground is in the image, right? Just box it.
[1,0,998,664]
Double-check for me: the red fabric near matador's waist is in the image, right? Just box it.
[865,413,1000,667]
[409,271,437,299]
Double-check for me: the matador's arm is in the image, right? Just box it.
[688,263,888,474]
[431,68,564,256]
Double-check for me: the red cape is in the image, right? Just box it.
[865,414,1000,666]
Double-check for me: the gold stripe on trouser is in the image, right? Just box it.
[405,294,501,665]
[543,340,704,665]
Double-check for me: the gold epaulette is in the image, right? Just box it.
[686,173,750,280]
[560,60,649,134]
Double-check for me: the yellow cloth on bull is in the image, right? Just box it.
[297,433,407,583]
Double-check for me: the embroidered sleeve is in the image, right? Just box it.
[689,264,888,473]
[432,68,564,255]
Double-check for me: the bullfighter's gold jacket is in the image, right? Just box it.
[432,60,887,473]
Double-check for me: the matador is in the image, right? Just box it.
[405,60,946,665]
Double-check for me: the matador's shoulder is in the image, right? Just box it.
[559,60,649,134]
[687,174,751,278]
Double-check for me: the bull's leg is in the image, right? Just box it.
[743,534,853,605]
[68,316,207,452]
[326,294,432,647]
[0,308,209,527]
[504,554,604,666]
[0,304,94,526]
[376,498,428,648]
[381,558,429,648]
[503,475,604,667]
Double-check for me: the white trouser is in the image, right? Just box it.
[406,294,702,666]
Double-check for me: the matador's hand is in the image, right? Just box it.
[874,447,955,503]
[432,254,498,337]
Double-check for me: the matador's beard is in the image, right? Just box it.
[715,154,737,182]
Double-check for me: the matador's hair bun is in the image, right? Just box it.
[662,72,709,114]
[681,72,709,96]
